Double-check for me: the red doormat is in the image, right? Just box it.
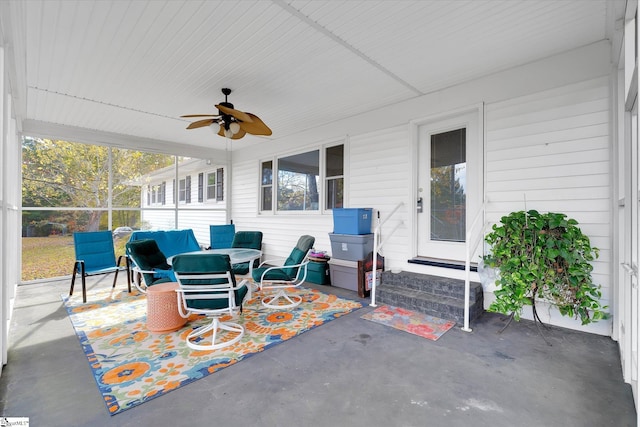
[361,305,455,341]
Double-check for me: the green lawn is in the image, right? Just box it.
[22,235,128,281]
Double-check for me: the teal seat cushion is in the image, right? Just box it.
[252,266,293,282]
[187,285,248,310]
[232,263,250,276]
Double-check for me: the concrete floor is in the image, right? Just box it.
[0,274,637,427]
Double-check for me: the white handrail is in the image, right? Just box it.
[370,202,404,307]
[462,204,486,332]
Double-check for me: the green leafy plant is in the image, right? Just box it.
[483,210,607,325]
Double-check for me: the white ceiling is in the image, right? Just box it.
[1,0,622,152]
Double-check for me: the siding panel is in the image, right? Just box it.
[485,76,611,333]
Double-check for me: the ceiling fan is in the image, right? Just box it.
[180,88,272,139]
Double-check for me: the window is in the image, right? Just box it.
[178,179,186,203]
[261,161,273,211]
[430,128,466,242]
[207,172,217,200]
[205,168,224,201]
[260,144,344,213]
[149,184,163,205]
[325,144,344,209]
[278,150,319,211]
[216,168,224,201]
[178,176,191,203]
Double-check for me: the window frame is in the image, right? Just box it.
[259,140,346,215]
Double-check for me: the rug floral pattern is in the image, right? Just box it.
[62,287,362,415]
[361,305,455,341]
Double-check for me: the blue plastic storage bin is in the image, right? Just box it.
[332,208,373,235]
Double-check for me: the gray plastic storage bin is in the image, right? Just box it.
[329,233,374,262]
[328,258,358,291]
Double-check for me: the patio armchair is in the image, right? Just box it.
[69,230,131,303]
[172,253,249,351]
[231,231,263,275]
[126,239,176,293]
[209,224,236,249]
[252,235,315,309]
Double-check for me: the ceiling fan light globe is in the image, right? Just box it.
[224,128,233,138]
[229,122,241,134]
[210,122,221,133]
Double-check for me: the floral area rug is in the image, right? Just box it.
[361,305,455,341]
[62,287,362,415]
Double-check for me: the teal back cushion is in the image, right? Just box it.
[282,235,315,277]
[126,239,172,286]
[172,253,247,310]
[73,231,117,273]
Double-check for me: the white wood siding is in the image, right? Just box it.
[347,127,411,271]
[141,166,229,246]
[485,76,611,335]
[232,153,333,259]
[230,44,613,335]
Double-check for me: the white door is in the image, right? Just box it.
[417,110,481,260]
[621,95,639,403]
[631,96,639,400]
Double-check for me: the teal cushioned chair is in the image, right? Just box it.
[172,253,248,351]
[252,235,315,309]
[126,239,176,293]
[69,231,131,303]
[231,231,263,275]
[209,224,236,249]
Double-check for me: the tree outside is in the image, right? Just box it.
[21,137,174,280]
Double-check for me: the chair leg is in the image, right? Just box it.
[262,288,302,309]
[69,262,79,297]
[115,255,131,293]
[186,317,244,351]
[112,268,120,290]
[124,257,132,293]
[80,264,87,304]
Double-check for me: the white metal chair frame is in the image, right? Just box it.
[255,250,312,309]
[174,270,247,351]
[125,254,175,294]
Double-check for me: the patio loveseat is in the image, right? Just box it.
[126,229,202,292]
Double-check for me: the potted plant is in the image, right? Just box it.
[483,210,607,329]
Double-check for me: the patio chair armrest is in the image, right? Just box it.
[258,257,286,268]
[258,259,310,283]
[236,278,249,290]
[131,266,155,275]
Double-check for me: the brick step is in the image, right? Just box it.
[376,271,484,325]
[380,271,483,302]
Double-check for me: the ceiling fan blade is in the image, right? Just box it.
[215,104,254,123]
[239,113,272,136]
[186,118,215,129]
[217,126,247,140]
[181,114,220,118]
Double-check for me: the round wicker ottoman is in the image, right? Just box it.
[146,282,188,332]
